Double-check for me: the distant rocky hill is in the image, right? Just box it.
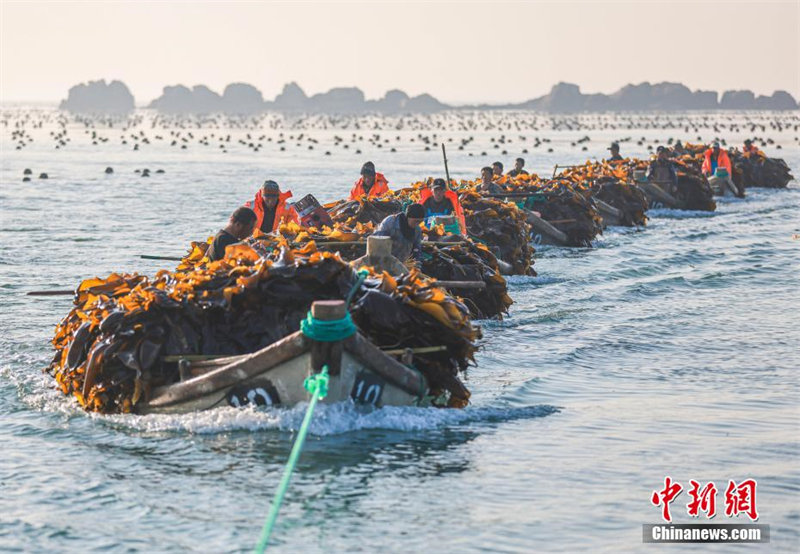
[513,82,798,112]
[61,79,798,114]
[59,80,135,113]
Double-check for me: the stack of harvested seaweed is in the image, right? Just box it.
[677,142,794,190]
[420,241,513,319]
[553,162,648,227]
[593,154,716,211]
[177,218,513,320]
[458,190,536,273]
[48,246,480,413]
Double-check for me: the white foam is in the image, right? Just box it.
[648,208,717,219]
[95,402,559,436]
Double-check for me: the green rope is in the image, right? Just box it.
[300,311,357,342]
[254,366,330,553]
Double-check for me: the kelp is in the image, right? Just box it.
[551,162,648,226]
[458,191,535,274]
[176,217,513,320]
[553,154,715,212]
[327,181,537,275]
[48,246,479,413]
[677,142,793,190]
[420,241,513,320]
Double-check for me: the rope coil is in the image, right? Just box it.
[300,311,357,342]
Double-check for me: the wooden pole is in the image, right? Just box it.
[309,300,345,377]
[442,143,452,188]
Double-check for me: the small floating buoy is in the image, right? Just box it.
[22,176,31,182]
[105,167,114,174]
[23,168,32,175]
[39,173,48,179]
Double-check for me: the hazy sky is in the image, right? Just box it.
[1,0,798,104]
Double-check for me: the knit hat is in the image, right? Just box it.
[361,161,376,176]
[406,203,425,219]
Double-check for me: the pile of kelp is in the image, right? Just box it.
[596,153,716,211]
[488,175,604,247]
[178,219,513,320]
[327,196,404,226]
[328,183,536,276]
[554,163,648,227]
[678,142,794,190]
[48,246,480,413]
[420,241,513,319]
[458,190,536,273]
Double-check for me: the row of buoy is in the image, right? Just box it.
[19,168,167,181]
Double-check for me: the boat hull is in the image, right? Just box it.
[138,332,426,414]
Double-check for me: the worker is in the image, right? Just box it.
[607,142,623,162]
[419,178,467,235]
[206,207,257,262]
[477,166,506,194]
[244,180,298,233]
[373,203,425,263]
[646,146,679,194]
[492,161,504,178]
[742,139,760,156]
[508,158,529,177]
[349,161,390,200]
[702,142,742,197]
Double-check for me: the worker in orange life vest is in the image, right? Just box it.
[349,161,390,200]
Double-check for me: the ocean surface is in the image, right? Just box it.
[1,109,798,553]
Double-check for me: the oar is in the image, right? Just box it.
[26,290,75,296]
[432,280,486,289]
[485,192,556,199]
[140,255,182,261]
[162,345,448,363]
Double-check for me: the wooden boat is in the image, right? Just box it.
[525,210,570,246]
[630,170,684,210]
[638,181,685,210]
[594,198,624,227]
[138,301,427,414]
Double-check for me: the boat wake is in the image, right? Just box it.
[94,401,561,436]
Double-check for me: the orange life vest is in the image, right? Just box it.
[246,190,298,233]
[349,173,390,201]
[418,188,467,235]
[701,149,732,175]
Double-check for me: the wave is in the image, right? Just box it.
[93,401,560,436]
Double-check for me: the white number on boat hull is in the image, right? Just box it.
[351,371,384,406]
[226,380,279,408]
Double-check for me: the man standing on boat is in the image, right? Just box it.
[508,158,529,177]
[349,161,390,200]
[206,207,257,261]
[646,146,679,195]
[702,142,742,197]
[373,203,425,264]
[607,142,623,162]
[420,178,467,235]
[244,180,298,234]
